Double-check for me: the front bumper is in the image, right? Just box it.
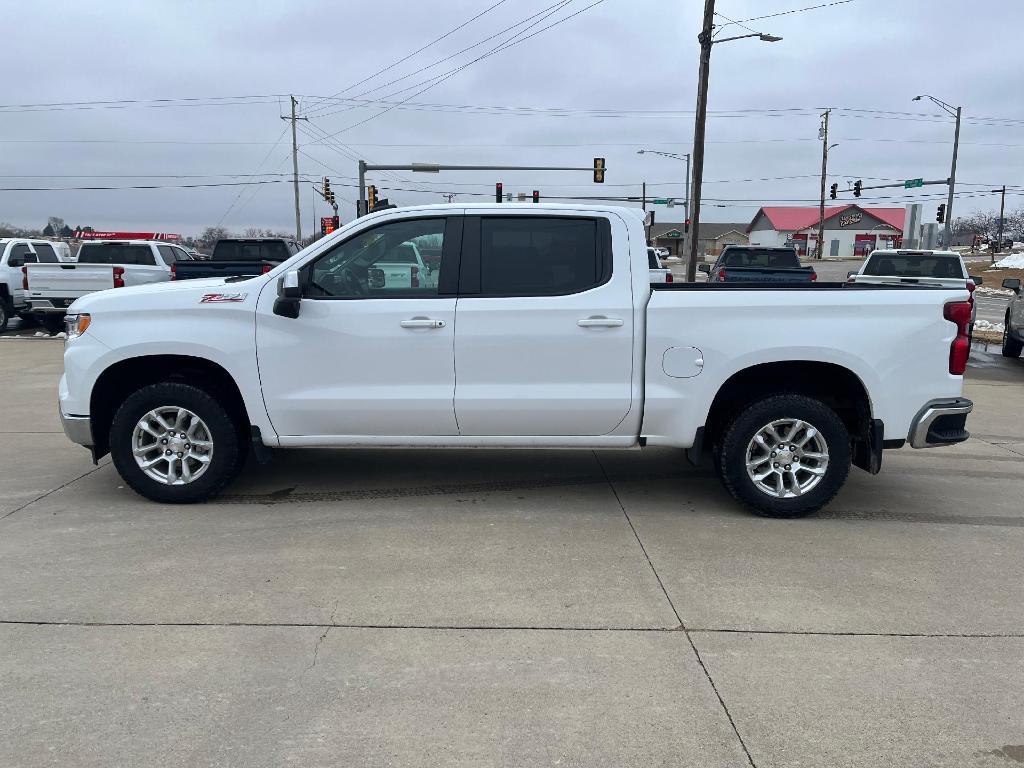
[908,398,973,448]
[60,408,93,447]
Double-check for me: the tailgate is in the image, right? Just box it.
[26,264,113,295]
[173,261,267,280]
[723,267,813,282]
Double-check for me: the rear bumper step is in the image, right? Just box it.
[908,398,973,448]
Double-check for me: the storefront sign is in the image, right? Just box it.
[838,212,862,227]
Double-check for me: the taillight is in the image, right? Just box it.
[22,266,28,291]
[810,271,817,281]
[716,268,727,282]
[665,272,673,283]
[170,263,177,280]
[944,300,972,375]
[261,264,273,274]
[113,266,125,288]
[410,265,419,288]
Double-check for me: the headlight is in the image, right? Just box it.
[64,313,91,340]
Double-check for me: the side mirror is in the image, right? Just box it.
[969,275,983,286]
[1002,278,1022,294]
[847,270,858,279]
[273,270,302,318]
[698,263,710,274]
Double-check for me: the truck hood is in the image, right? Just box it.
[68,275,266,314]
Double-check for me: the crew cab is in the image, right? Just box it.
[58,204,974,518]
[170,237,300,281]
[25,240,184,332]
[0,238,65,329]
[698,245,816,283]
[1002,277,1024,358]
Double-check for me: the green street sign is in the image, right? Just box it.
[652,198,671,205]
[904,178,924,189]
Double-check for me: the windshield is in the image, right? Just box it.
[211,240,291,262]
[720,249,800,268]
[862,254,966,279]
[77,244,155,265]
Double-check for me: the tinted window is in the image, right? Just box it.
[156,245,179,266]
[77,244,156,265]
[647,248,660,269]
[479,217,600,296]
[10,244,34,264]
[172,247,192,261]
[862,254,965,279]
[720,249,800,268]
[32,243,59,263]
[212,240,291,262]
[306,218,445,298]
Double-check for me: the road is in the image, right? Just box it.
[0,338,1021,767]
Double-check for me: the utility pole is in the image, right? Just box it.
[996,184,1006,262]
[816,109,830,260]
[642,181,647,212]
[684,153,691,227]
[945,106,961,248]
[686,0,716,283]
[280,95,307,242]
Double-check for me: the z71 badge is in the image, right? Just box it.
[200,293,248,303]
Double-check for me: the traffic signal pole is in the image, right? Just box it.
[816,109,830,260]
[944,106,961,248]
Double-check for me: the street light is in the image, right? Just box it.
[686,1,782,281]
[637,149,691,226]
[913,94,961,248]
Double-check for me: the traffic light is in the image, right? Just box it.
[532,190,540,204]
[323,177,331,201]
[937,203,946,223]
[495,182,503,203]
[684,219,691,234]
[593,157,606,183]
[367,185,378,211]
[853,179,862,198]
[830,183,838,200]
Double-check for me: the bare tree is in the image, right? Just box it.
[47,216,66,235]
[198,226,230,249]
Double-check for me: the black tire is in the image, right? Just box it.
[717,394,851,518]
[17,312,38,328]
[109,382,243,503]
[1002,317,1023,359]
[41,314,65,334]
[0,302,8,331]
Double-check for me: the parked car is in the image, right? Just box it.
[647,247,673,284]
[0,238,64,330]
[698,246,816,283]
[1002,277,1024,358]
[58,203,974,518]
[170,237,300,281]
[848,249,984,336]
[25,240,185,332]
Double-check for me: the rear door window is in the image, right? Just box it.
[11,243,35,264]
[473,217,606,296]
[78,244,157,265]
[32,243,59,262]
[156,245,179,266]
[212,240,291,262]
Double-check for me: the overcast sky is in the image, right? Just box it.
[1,0,1021,236]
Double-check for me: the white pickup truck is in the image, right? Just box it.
[0,238,66,329]
[57,204,974,517]
[26,240,188,331]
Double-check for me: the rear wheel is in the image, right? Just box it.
[718,394,851,518]
[17,312,38,328]
[1002,316,1023,358]
[109,382,243,503]
[0,302,8,331]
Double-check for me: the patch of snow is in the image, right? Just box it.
[994,254,1024,268]
[975,286,1015,297]
[974,319,1005,332]
[55,332,67,339]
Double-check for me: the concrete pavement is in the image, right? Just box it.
[1,339,1023,766]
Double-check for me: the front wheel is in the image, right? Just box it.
[1002,319,1023,358]
[0,302,8,331]
[718,394,851,518]
[109,382,243,503]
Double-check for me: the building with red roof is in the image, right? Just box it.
[747,205,905,258]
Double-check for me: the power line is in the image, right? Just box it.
[302,0,511,117]
[726,0,855,27]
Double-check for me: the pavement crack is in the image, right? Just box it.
[305,599,339,673]
[0,463,107,522]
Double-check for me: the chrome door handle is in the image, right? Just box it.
[577,316,624,328]
[400,318,446,329]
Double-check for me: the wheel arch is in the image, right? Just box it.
[703,360,877,471]
[90,354,251,460]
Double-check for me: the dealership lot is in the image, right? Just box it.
[1,339,1023,767]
